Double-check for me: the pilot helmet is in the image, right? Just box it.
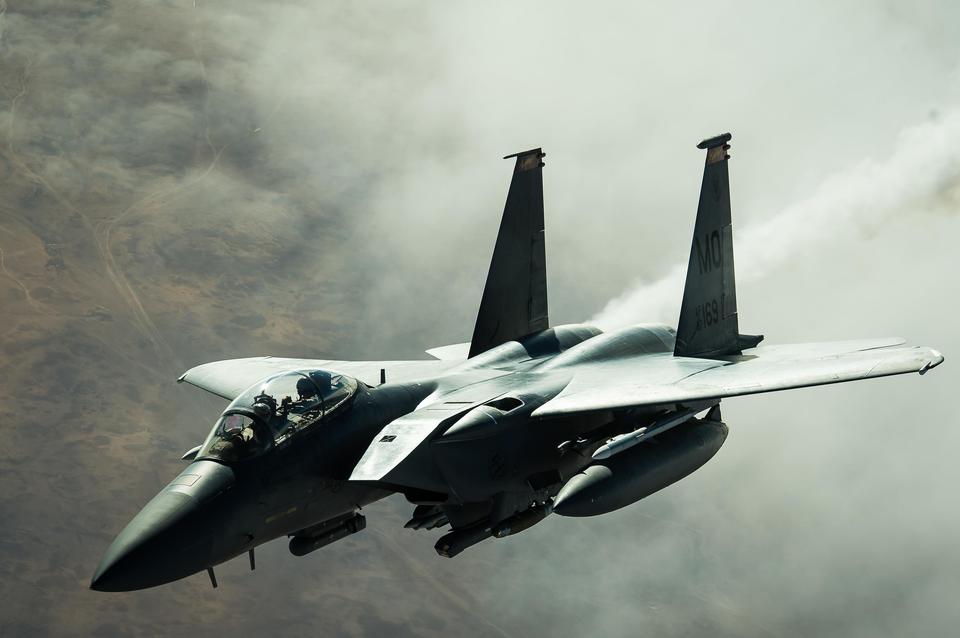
[251,402,273,419]
[296,377,318,399]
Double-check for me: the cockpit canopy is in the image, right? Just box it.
[198,370,358,463]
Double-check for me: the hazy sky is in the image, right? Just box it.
[1,1,958,636]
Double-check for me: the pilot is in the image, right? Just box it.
[219,414,265,456]
[310,370,333,396]
[251,400,274,421]
[296,377,318,401]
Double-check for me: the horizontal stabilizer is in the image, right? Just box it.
[425,342,470,361]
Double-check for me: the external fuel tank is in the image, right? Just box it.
[552,413,728,517]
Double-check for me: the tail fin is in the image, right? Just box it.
[469,148,549,358]
[674,133,762,358]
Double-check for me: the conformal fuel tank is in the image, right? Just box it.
[553,416,728,517]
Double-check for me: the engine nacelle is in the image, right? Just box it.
[552,416,728,517]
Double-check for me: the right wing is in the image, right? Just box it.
[534,338,943,418]
[178,356,458,401]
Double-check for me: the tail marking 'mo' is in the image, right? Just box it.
[675,133,762,359]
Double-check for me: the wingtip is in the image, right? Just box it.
[919,349,944,375]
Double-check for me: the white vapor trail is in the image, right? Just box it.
[590,111,960,330]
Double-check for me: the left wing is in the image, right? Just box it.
[534,339,943,418]
[178,357,457,401]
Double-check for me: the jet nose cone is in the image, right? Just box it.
[91,461,234,592]
[90,490,210,591]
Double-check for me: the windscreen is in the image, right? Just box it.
[197,370,358,462]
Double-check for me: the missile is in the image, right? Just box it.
[434,522,492,558]
[289,513,366,556]
[592,407,706,460]
[404,510,448,530]
[491,501,552,538]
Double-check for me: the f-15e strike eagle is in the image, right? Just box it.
[91,133,943,591]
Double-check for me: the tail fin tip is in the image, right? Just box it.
[696,133,732,149]
[503,148,546,171]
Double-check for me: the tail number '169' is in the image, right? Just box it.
[695,295,726,329]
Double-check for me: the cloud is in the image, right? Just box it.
[591,111,960,329]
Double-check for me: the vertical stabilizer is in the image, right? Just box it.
[674,134,762,358]
[469,149,549,358]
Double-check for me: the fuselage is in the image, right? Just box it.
[91,323,725,590]
[91,132,945,592]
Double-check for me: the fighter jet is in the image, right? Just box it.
[91,133,944,591]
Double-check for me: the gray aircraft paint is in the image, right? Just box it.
[91,135,943,592]
[469,148,549,358]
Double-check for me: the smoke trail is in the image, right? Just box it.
[590,111,960,330]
